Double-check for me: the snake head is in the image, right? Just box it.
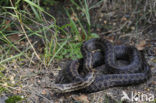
[50,72,96,93]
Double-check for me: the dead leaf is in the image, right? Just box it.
[7,34,20,44]
[72,95,89,103]
[0,20,11,30]
[71,13,78,21]
[152,81,156,85]
[13,87,22,94]
[131,26,135,30]
[121,17,127,21]
[104,20,107,24]
[113,22,116,26]
[104,36,115,43]
[41,89,47,95]
[152,58,156,63]
[136,40,146,50]
[105,12,115,18]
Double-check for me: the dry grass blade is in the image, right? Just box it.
[9,0,41,61]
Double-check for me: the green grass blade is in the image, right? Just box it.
[0,53,23,64]
[24,0,44,11]
[48,38,69,65]
[84,0,90,26]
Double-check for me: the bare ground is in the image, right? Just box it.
[0,0,156,103]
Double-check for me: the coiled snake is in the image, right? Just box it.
[52,38,151,93]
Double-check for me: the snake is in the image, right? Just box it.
[81,38,143,74]
[52,38,151,93]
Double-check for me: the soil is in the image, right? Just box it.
[0,0,156,103]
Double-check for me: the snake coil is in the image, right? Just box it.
[53,38,151,93]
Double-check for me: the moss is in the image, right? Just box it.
[5,96,23,103]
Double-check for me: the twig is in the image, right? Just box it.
[101,21,129,35]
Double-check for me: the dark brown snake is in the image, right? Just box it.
[52,38,151,93]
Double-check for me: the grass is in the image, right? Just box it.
[5,95,24,103]
[0,0,156,102]
[0,0,96,97]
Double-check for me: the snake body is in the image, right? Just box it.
[81,38,143,74]
[53,38,151,93]
[76,56,151,93]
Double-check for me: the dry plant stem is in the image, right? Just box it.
[10,0,41,61]
[23,15,55,33]
[21,85,52,103]
[101,21,129,35]
[42,14,57,60]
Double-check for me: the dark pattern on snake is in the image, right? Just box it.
[81,38,143,73]
[54,38,151,93]
[76,54,151,93]
[54,59,96,92]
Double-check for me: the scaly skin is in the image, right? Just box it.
[82,38,143,73]
[53,38,151,93]
[75,58,151,93]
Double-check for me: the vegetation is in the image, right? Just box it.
[0,0,155,102]
[5,95,23,103]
